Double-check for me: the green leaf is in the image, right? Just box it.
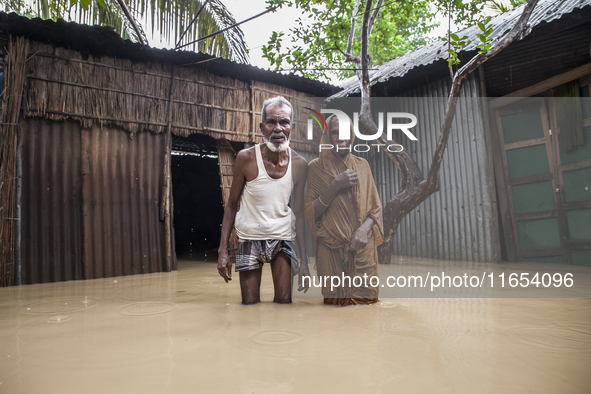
[79,0,92,11]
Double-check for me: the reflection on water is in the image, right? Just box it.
[0,259,590,393]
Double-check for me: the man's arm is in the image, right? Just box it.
[217,149,249,282]
[291,153,310,293]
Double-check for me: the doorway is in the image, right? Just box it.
[171,134,224,261]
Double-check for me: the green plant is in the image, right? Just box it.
[476,15,493,53]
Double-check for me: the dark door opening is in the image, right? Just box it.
[171,134,224,262]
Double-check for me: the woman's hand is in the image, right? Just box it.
[331,169,358,191]
[350,226,369,251]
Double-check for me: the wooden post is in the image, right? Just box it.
[478,65,502,263]
[217,139,239,263]
[250,80,256,143]
[162,66,176,272]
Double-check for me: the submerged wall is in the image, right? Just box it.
[21,118,170,284]
[358,74,501,263]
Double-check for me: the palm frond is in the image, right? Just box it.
[201,0,248,63]
[0,0,249,63]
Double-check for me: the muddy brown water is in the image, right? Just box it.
[1,259,590,393]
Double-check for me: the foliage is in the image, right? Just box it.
[442,32,469,66]
[488,0,526,13]
[476,15,493,53]
[0,0,249,62]
[441,13,491,69]
[263,0,489,80]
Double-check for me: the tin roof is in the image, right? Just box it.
[332,0,591,98]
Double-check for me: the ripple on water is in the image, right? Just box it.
[113,286,203,302]
[23,298,97,315]
[197,276,224,283]
[117,302,174,316]
[248,329,305,346]
[232,328,307,359]
[512,325,591,352]
[0,300,21,309]
[47,315,72,323]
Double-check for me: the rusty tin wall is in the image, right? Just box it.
[21,118,168,284]
[359,73,501,263]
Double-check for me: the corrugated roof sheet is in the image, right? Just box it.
[333,0,591,98]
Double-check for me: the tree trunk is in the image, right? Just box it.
[351,0,539,264]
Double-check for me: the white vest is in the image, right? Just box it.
[235,144,296,240]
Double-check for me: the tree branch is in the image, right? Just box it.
[115,0,147,46]
[426,0,539,190]
[307,46,340,61]
[359,0,372,104]
[356,0,422,192]
[346,0,362,56]
[368,0,384,36]
[335,42,359,64]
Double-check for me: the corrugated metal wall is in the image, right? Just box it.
[21,118,168,284]
[21,118,83,283]
[358,73,501,262]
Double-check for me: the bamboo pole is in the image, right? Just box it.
[250,80,255,143]
[33,51,249,91]
[162,66,176,272]
[114,0,147,46]
[15,127,22,286]
[25,109,252,137]
[28,76,252,113]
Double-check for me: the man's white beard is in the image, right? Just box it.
[265,137,290,152]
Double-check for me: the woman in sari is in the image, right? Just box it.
[305,114,383,306]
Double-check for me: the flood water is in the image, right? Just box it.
[1,259,590,393]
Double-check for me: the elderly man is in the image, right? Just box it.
[305,114,383,306]
[217,96,310,304]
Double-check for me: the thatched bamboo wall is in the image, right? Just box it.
[24,41,323,152]
[1,37,28,287]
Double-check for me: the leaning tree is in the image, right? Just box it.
[345,0,539,264]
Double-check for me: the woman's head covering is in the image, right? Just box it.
[319,114,355,175]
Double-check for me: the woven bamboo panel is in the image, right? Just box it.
[23,42,321,152]
[217,139,238,262]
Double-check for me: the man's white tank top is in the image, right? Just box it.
[235,144,296,241]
